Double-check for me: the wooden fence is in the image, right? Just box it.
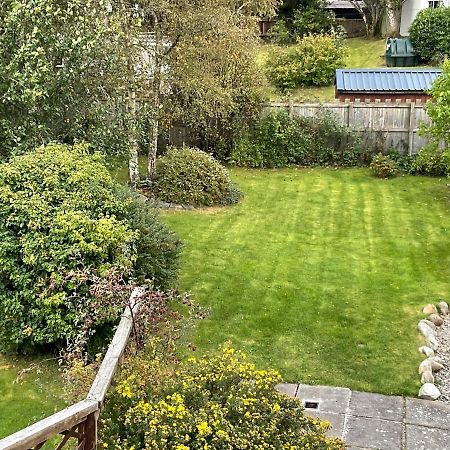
[265,101,432,155]
[0,287,144,450]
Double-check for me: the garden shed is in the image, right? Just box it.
[335,68,442,102]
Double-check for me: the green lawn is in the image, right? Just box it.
[259,37,386,102]
[162,168,450,396]
[0,355,65,439]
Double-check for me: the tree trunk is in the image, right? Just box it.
[147,110,158,180]
[147,62,161,180]
[128,90,140,186]
[385,7,402,37]
[147,15,162,181]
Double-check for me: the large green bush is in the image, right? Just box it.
[0,143,180,352]
[266,35,347,92]
[409,8,450,63]
[100,345,344,450]
[230,110,370,168]
[153,147,242,207]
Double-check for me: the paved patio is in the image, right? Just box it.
[277,383,450,450]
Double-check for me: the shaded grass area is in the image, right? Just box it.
[162,168,450,396]
[258,37,386,102]
[0,354,65,438]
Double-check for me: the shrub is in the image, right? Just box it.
[100,345,344,450]
[116,187,182,289]
[153,147,242,206]
[266,35,347,92]
[370,153,398,178]
[269,1,339,44]
[385,149,416,174]
[0,143,180,352]
[230,110,368,169]
[409,8,450,63]
[414,144,450,176]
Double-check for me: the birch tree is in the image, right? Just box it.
[348,0,385,37]
[130,0,279,180]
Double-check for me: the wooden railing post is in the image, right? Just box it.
[82,413,97,450]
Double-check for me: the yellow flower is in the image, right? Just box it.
[175,445,190,450]
[272,403,281,413]
[102,444,108,448]
[197,421,211,436]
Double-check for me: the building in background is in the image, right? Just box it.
[335,68,442,102]
[400,0,450,35]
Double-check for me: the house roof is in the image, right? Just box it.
[335,68,442,92]
[326,0,364,9]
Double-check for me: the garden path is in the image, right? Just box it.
[277,383,450,450]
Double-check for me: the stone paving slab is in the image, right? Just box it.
[276,382,297,397]
[345,416,403,450]
[277,383,450,450]
[349,391,403,422]
[405,425,450,450]
[304,411,345,439]
[295,384,351,414]
[405,397,450,430]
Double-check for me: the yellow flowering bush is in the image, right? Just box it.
[100,345,343,449]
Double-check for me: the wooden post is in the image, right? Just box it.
[408,102,416,156]
[288,99,294,119]
[347,102,353,128]
[82,413,97,450]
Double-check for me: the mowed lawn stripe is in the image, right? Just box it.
[162,168,450,395]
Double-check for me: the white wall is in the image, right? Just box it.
[400,1,450,36]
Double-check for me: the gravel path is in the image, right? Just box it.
[435,316,450,403]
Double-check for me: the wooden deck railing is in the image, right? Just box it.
[0,287,144,450]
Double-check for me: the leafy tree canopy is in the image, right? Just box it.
[0,0,132,158]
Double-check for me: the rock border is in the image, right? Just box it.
[147,198,195,210]
[417,301,449,400]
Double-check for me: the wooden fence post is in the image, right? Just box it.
[82,413,97,450]
[408,102,416,156]
[288,100,294,119]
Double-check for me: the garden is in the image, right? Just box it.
[161,167,450,395]
[1,0,450,448]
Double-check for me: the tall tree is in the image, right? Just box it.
[0,0,131,158]
[129,0,279,180]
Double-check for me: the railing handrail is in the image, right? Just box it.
[88,287,143,404]
[0,400,98,450]
[0,287,144,450]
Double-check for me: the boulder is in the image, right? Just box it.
[438,301,449,316]
[419,359,432,374]
[420,319,436,331]
[428,357,444,371]
[429,314,444,326]
[421,371,434,384]
[418,321,436,339]
[423,304,438,315]
[419,383,441,400]
[419,346,435,358]
[427,337,439,351]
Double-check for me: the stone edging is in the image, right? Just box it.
[417,301,449,400]
[147,198,195,210]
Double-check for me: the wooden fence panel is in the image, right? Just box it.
[265,102,433,155]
